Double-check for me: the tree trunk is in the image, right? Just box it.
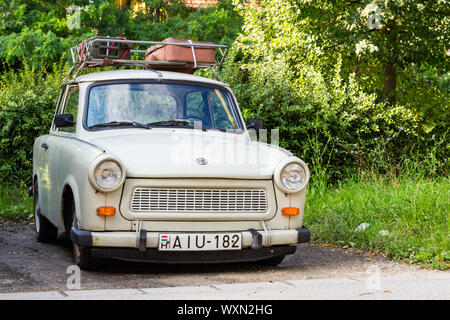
[384,64,396,106]
[119,0,128,10]
[383,21,397,106]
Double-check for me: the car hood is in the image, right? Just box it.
[87,130,292,179]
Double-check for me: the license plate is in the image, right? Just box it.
[158,233,242,251]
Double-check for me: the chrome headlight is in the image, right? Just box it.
[281,163,307,190]
[274,158,309,193]
[89,157,125,192]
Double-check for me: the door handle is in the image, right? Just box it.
[41,143,49,150]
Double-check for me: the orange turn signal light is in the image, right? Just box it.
[97,206,116,216]
[282,207,300,216]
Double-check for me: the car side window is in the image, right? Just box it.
[59,86,79,133]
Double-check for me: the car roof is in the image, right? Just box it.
[72,69,228,87]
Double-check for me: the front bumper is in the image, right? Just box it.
[70,226,310,263]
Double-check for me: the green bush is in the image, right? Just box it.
[0,186,32,221]
[0,64,65,186]
[215,0,449,182]
[220,50,449,182]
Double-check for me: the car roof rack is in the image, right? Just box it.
[63,36,229,82]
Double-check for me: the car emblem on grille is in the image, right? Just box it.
[195,158,208,165]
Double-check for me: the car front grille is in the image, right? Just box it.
[130,188,268,213]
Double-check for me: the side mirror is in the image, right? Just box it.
[246,118,263,130]
[54,113,75,128]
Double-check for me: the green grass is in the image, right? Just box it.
[304,176,449,270]
[0,187,33,221]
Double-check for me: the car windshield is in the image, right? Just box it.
[86,82,242,131]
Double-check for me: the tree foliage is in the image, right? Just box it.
[0,0,242,70]
[221,0,449,181]
[233,0,449,105]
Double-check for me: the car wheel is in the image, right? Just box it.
[257,255,285,266]
[33,181,57,242]
[70,203,102,271]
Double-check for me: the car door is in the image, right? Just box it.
[40,84,79,225]
[36,85,64,221]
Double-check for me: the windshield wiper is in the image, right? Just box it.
[146,119,191,127]
[89,121,151,129]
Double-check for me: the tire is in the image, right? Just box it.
[33,180,57,243]
[70,200,102,271]
[257,255,286,266]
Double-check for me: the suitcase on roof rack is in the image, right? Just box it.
[67,36,228,81]
[81,36,132,61]
[145,38,216,74]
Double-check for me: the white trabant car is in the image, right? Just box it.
[32,42,310,270]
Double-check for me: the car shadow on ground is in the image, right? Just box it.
[98,259,273,274]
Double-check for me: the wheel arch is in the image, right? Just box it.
[60,176,81,234]
[32,174,42,216]
[33,174,39,201]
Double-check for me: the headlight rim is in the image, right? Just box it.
[274,157,309,193]
[88,156,126,193]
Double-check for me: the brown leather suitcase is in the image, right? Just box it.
[145,38,216,73]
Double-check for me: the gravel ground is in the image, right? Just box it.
[0,221,446,293]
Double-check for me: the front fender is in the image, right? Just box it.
[56,137,108,231]
[60,174,108,232]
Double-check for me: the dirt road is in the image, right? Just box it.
[0,221,445,293]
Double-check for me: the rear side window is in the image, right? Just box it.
[59,86,79,133]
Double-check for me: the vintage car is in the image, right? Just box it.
[32,38,310,269]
